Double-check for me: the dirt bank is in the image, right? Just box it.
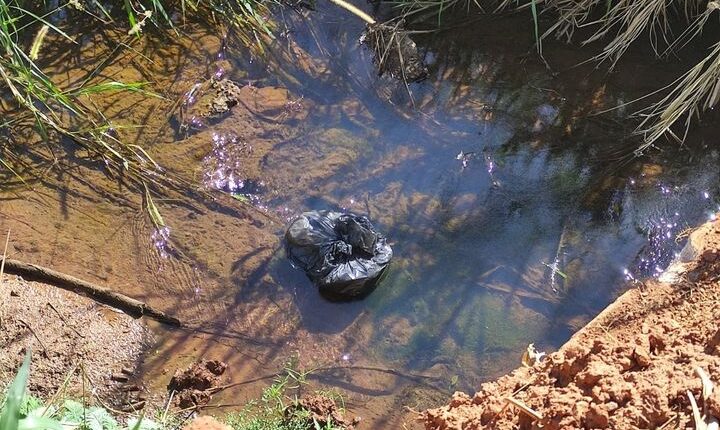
[423,215,720,429]
[0,274,150,406]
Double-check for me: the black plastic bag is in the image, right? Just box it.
[285,210,393,300]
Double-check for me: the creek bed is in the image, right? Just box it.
[1,5,719,427]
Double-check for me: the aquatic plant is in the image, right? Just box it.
[392,0,720,153]
[0,1,171,222]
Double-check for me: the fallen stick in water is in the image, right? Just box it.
[0,257,181,326]
[327,0,376,25]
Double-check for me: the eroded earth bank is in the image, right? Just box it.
[423,215,720,429]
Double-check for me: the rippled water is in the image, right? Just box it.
[1,4,720,426]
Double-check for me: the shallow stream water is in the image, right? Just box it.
[2,4,720,427]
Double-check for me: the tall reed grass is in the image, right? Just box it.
[395,0,720,152]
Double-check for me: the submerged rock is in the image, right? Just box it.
[175,78,244,132]
[261,128,368,195]
[175,77,309,133]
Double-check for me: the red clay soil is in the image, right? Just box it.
[423,216,720,430]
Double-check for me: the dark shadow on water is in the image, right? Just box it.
[264,251,369,334]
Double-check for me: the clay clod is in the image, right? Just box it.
[167,359,227,408]
[284,395,360,429]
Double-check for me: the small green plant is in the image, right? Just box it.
[224,367,346,430]
[1,354,351,430]
[0,353,159,430]
[0,352,62,430]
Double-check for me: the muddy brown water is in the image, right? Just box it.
[1,5,720,428]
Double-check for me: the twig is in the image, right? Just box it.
[210,364,443,395]
[657,415,679,430]
[162,390,175,426]
[512,383,531,396]
[314,365,443,381]
[505,397,543,421]
[171,410,197,430]
[0,228,10,284]
[0,257,181,326]
[46,302,85,338]
[186,403,245,410]
[688,389,703,430]
[17,318,48,357]
[326,0,376,24]
[404,405,421,415]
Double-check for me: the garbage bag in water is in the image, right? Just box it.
[285,210,393,300]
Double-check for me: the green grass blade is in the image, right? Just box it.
[123,0,138,36]
[0,351,32,430]
[123,0,137,28]
[144,186,165,228]
[530,0,541,54]
[72,81,156,97]
[17,415,63,430]
[7,6,76,44]
[150,0,174,29]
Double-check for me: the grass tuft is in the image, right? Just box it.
[0,0,273,224]
[392,0,720,151]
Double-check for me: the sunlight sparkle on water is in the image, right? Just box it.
[203,133,251,193]
[151,226,171,259]
[341,197,360,213]
[623,268,636,282]
[184,83,202,106]
[484,151,500,187]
